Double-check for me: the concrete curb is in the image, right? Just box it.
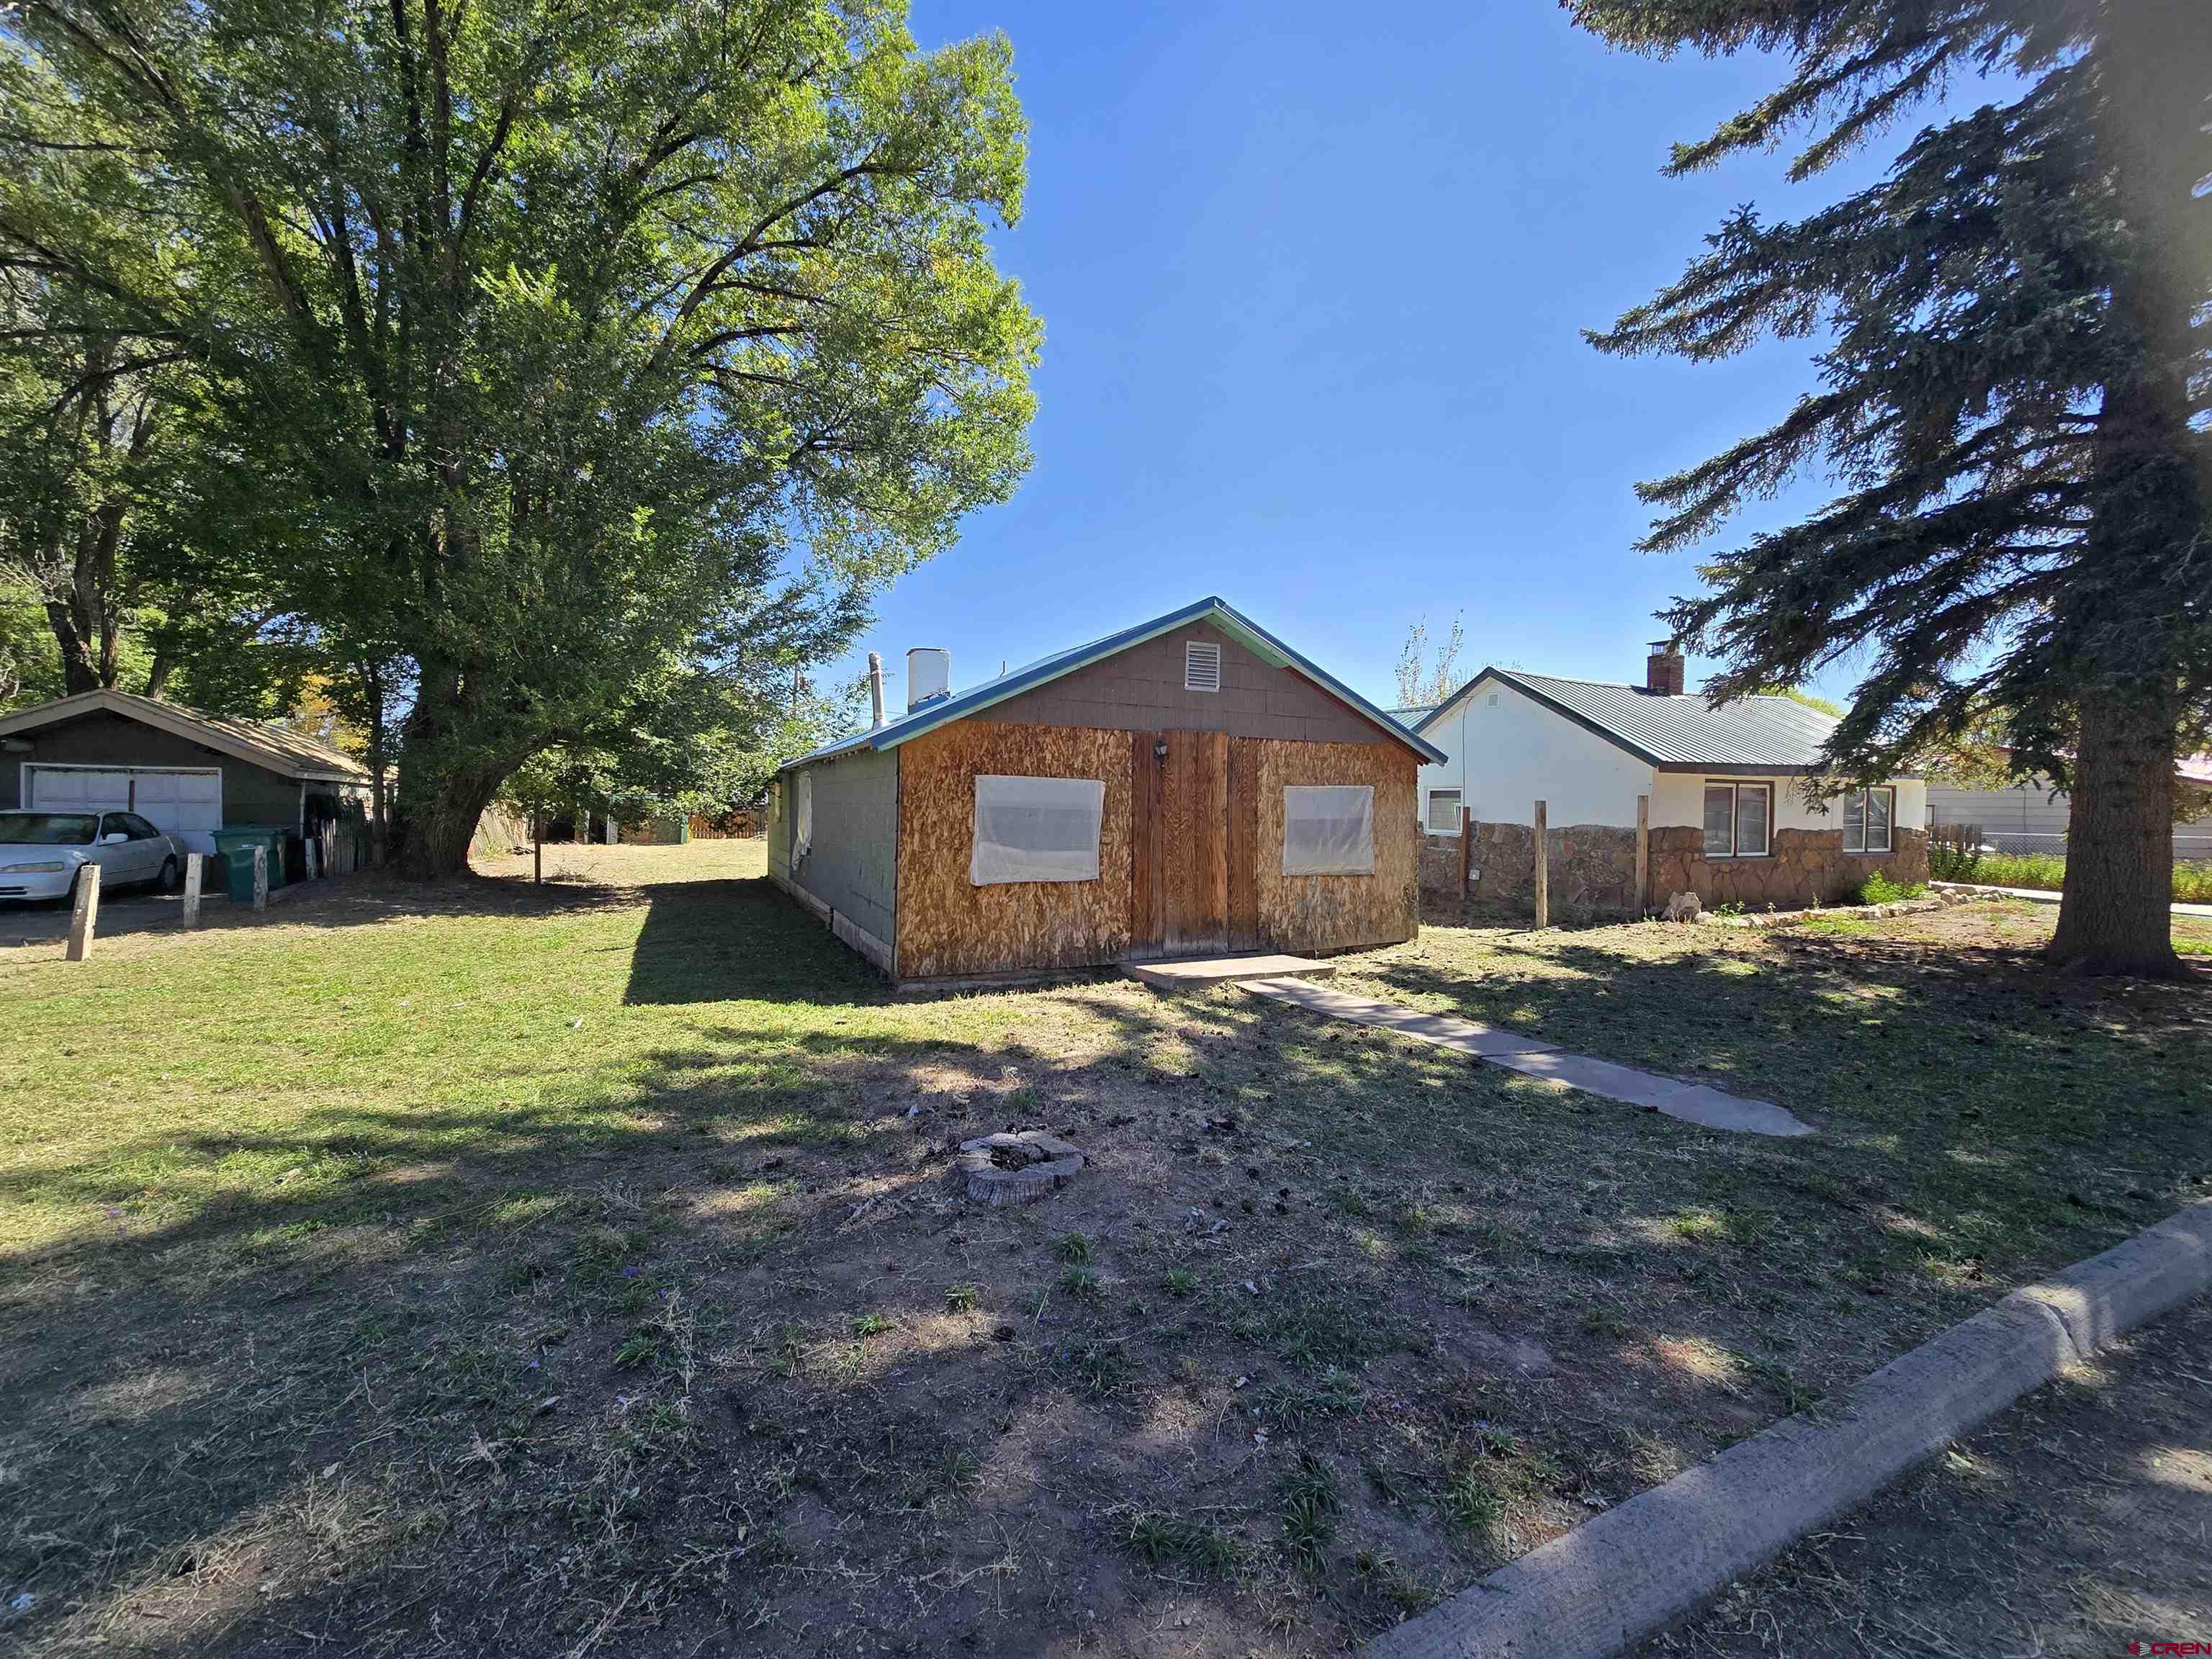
[1367,1201,2212,1659]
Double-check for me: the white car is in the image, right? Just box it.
[0,809,183,904]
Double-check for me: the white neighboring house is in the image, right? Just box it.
[1403,645,1928,911]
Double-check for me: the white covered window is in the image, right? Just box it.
[793,770,814,862]
[1184,640,1222,692]
[1283,785,1375,876]
[1701,781,1771,858]
[971,774,1105,885]
[1842,786,1894,853]
[1426,789,1462,835]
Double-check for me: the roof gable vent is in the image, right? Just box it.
[1184,640,1222,693]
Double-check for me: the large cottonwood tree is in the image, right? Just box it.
[1570,0,2211,974]
[1,0,1038,875]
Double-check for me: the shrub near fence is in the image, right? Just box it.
[1928,824,1984,884]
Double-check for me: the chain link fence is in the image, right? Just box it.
[1933,828,2212,859]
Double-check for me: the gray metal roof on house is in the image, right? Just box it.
[1419,667,1844,773]
[781,596,1446,770]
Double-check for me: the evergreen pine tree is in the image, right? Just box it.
[1569,0,2210,974]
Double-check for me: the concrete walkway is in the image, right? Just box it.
[1241,978,1815,1138]
[1932,879,2212,917]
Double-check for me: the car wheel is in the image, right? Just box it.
[159,855,181,894]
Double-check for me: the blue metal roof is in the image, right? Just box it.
[781,596,1446,770]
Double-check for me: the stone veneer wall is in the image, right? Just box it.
[1646,825,1928,909]
[1421,823,1930,914]
[1421,825,1640,920]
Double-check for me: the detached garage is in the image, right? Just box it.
[768,596,1444,984]
[0,688,372,853]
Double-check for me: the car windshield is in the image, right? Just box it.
[0,812,98,845]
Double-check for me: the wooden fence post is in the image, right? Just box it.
[66,863,101,961]
[1459,806,1473,900]
[251,845,269,911]
[182,853,203,927]
[1533,799,1549,929]
[1635,793,1649,916]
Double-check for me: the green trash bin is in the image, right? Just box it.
[210,827,285,899]
[207,829,258,900]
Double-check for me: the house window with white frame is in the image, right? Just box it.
[1701,781,1771,858]
[1841,785,1894,854]
[1425,788,1462,835]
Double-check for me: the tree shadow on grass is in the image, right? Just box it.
[0,963,1773,1659]
[622,876,882,1007]
[3,908,2192,1659]
[0,1015,1046,1656]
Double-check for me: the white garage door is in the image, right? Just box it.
[26,765,223,852]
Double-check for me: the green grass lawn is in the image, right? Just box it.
[1,845,2204,1657]
[1939,850,2212,903]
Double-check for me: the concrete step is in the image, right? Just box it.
[1123,953,1336,990]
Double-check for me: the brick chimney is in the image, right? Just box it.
[1645,640,1685,696]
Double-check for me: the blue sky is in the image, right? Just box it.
[833,2,1949,714]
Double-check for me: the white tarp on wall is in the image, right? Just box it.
[971,774,1104,885]
[793,770,813,862]
[1282,784,1374,876]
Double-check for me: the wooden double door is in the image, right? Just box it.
[1128,729,1262,957]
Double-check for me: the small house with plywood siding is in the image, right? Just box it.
[768,597,1444,983]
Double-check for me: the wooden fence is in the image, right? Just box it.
[315,820,379,877]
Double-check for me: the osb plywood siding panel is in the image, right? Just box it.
[896,719,1134,979]
[972,619,1395,746]
[1257,740,1419,954]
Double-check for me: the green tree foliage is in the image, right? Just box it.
[1,0,1038,876]
[501,660,865,835]
[1,209,313,712]
[1569,0,2210,974]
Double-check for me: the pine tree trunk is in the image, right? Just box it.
[2047,688,2182,976]
[2041,1,2208,980]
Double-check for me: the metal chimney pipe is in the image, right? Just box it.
[867,652,885,729]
